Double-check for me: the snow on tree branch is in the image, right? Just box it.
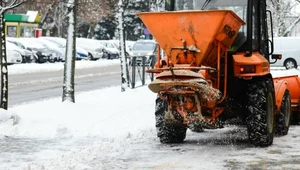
[283,16,300,37]
[0,0,25,13]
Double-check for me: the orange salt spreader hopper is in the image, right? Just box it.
[137,10,245,95]
[137,10,245,67]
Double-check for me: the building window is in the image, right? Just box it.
[20,26,33,37]
[7,26,17,37]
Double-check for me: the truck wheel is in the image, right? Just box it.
[246,79,275,147]
[275,90,291,136]
[284,59,297,69]
[155,97,187,143]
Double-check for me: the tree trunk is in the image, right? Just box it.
[0,0,24,110]
[0,13,8,109]
[87,23,95,39]
[118,0,129,92]
[62,0,77,102]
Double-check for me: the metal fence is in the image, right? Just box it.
[127,56,155,88]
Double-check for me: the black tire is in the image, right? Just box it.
[107,54,111,60]
[88,53,93,60]
[31,54,38,63]
[21,56,26,63]
[275,90,291,136]
[246,78,275,147]
[284,59,297,69]
[31,57,37,63]
[155,97,187,143]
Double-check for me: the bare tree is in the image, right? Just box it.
[150,0,165,11]
[12,0,117,38]
[62,0,77,102]
[0,0,25,110]
[268,0,300,37]
[78,0,118,38]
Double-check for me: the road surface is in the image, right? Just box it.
[8,64,121,106]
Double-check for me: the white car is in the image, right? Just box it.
[125,40,136,51]
[97,40,120,59]
[6,41,35,63]
[271,37,300,69]
[108,40,136,57]
[129,39,158,65]
[36,38,89,61]
[40,37,100,61]
[76,38,105,60]
[30,38,66,61]
[7,37,55,63]
[7,49,22,64]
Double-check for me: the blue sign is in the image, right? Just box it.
[144,28,150,35]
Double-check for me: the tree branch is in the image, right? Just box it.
[2,0,26,13]
[283,16,300,36]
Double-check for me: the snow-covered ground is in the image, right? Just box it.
[7,59,120,75]
[0,62,300,170]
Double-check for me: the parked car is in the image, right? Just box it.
[28,38,65,61]
[271,37,300,69]
[76,38,105,60]
[108,40,136,57]
[125,40,136,51]
[39,37,96,61]
[129,39,158,65]
[98,40,120,59]
[7,37,55,63]
[7,49,22,64]
[6,41,35,63]
[21,38,63,62]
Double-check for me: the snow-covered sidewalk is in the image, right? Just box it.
[0,64,299,169]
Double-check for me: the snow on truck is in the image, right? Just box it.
[138,0,300,147]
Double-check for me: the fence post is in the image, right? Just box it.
[131,57,136,88]
[142,56,145,85]
[150,55,155,81]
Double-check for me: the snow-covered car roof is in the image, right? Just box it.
[39,36,66,46]
[8,37,45,49]
[132,39,157,52]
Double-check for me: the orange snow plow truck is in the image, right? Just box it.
[138,0,300,146]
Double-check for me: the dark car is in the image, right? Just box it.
[6,41,35,63]
[7,38,59,63]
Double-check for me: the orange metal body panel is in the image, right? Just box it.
[233,52,270,77]
[273,80,288,112]
[137,10,245,67]
[273,75,300,112]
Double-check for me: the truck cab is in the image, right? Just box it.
[166,0,274,61]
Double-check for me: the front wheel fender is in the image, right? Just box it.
[273,79,288,113]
